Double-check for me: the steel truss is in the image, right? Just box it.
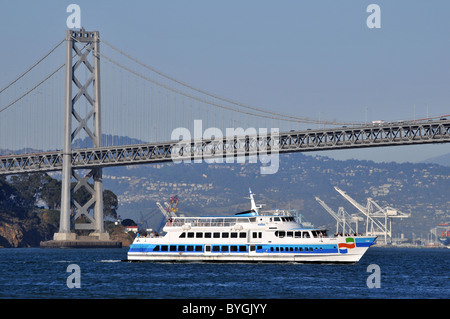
[1,119,450,174]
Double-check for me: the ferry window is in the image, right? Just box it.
[295,231,301,238]
[213,232,220,238]
[230,246,238,252]
[280,247,284,252]
[221,246,229,252]
[299,247,303,251]
[161,245,168,252]
[170,245,177,252]
[294,247,298,251]
[187,232,194,238]
[205,232,211,238]
[212,246,220,252]
[195,246,203,252]
[222,232,229,238]
[303,232,310,238]
[250,245,255,252]
[179,233,186,238]
[239,232,246,238]
[230,232,238,238]
[239,246,247,252]
[287,231,293,237]
[275,247,279,252]
[196,232,203,238]
[205,246,211,252]
[153,245,160,251]
[257,245,262,250]
[187,246,194,251]
[252,232,262,239]
[178,245,185,251]
[249,218,256,222]
[274,217,280,222]
[277,231,285,238]
[270,247,274,252]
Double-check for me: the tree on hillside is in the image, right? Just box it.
[40,176,62,210]
[103,189,118,219]
[0,173,119,220]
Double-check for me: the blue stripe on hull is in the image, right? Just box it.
[129,243,349,254]
[257,244,338,254]
[355,237,377,247]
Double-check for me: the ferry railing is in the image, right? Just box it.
[168,217,252,228]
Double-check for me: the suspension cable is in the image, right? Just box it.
[0,39,64,96]
[99,37,351,125]
[0,63,65,114]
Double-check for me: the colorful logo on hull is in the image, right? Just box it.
[338,237,355,254]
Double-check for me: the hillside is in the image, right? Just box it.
[1,150,449,247]
[102,152,450,241]
[422,152,450,167]
[0,173,119,247]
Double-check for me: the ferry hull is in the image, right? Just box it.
[127,252,367,264]
[127,237,375,264]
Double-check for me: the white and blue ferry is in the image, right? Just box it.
[127,189,376,263]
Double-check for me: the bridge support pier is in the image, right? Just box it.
[52,28,110,242]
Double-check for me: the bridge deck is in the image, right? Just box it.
[1,119,449,175]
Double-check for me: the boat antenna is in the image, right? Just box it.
[249,188,262,213]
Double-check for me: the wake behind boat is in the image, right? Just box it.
[127,189,376,263]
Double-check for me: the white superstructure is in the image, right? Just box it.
[127,189,376,263]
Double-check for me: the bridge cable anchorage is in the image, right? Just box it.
[98,37,353,126]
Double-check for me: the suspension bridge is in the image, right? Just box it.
[0,29,449,246]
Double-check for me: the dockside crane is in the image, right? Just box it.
[155,195,181,233]
[334,187,409,245]
[315,197,362,235]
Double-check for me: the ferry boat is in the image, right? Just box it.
[127,189,377,263]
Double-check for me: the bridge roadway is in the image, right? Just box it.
[1,119,449,175]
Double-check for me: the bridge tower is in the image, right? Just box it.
[53,29,109,241]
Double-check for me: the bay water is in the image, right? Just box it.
[0,247,448,299]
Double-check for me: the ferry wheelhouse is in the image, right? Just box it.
[127,190,376,263]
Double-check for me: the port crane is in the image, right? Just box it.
[155,195,181,233]
[334,187,409,245]
[315,197,363,235]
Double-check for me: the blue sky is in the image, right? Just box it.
[1,1,449,162]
